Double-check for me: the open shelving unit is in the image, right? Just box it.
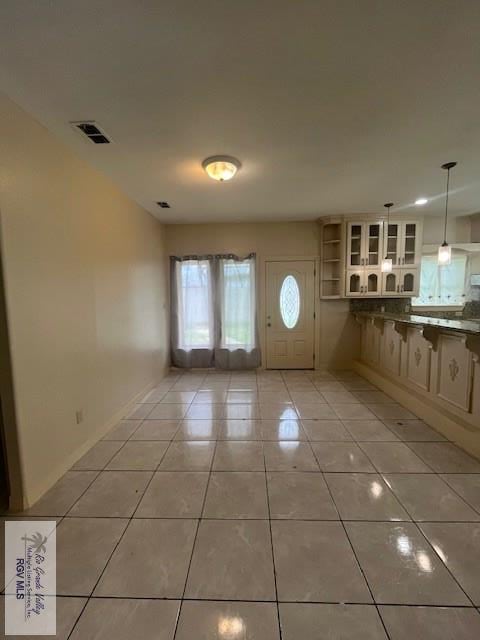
[320,221,344,298]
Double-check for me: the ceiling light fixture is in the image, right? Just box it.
[438,162,457,266]
[381,202,394,273]
[415,197,428,206]
[202,155,241,182]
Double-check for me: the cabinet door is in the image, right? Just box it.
[365,222,383,267]
[400,268,419,296]
[400,222,420,266]
[382,270,400,296]
[346,270,362,296]
[364,270,381,296]
[384,222,401,266]
[347,222,364,268]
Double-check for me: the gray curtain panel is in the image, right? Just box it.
[170,254,260,369]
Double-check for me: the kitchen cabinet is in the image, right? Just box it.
[346,269,381,297]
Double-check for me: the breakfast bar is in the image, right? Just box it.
[353,312,480,457]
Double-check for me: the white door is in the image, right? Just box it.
[265,261,315,369]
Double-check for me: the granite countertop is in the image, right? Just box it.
[353,311,480,336]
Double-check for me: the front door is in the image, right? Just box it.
[265,260,315,369]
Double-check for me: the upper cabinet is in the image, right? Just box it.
[346,221,383,268]
[384,221,421,267]
[338,216,422,298]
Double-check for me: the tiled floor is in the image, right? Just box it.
[3,368,480,639]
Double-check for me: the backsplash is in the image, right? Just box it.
[349,299,480,320]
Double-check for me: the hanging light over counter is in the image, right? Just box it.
[381,202,394,273]
[438,162,457,266]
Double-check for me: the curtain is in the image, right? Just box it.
[170,257,215,368]
[170,254,260,369]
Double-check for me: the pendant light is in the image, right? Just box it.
[438,162,457,266]
[381,202,394,273]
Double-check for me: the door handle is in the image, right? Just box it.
[366,258,369,265]
[397,285,399,292]
[267,323,271,327]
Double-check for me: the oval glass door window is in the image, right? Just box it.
[279,275,300,329]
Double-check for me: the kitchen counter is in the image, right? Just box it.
[353,311,480,336]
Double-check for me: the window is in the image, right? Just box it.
[220,258,256,350]
[412,254,468,308]
[171,255,258,367]
[176,260,213,349]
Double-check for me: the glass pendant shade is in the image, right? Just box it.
[381,257,393,273]
[438,242,451,266]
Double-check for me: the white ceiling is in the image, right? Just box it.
[1,1,480,223]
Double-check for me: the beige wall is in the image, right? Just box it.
[165,222,359,371]
[0,94,168,508]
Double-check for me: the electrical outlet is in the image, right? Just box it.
[75,409,83,425]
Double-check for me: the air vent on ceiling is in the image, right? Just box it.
[157,201,171,208]
[71,121,111,144]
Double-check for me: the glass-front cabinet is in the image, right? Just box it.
[347,221,383,268]
[345,217,422,297]
[346,221,382,297]
[346,269,381,297]
[383,221,421,267]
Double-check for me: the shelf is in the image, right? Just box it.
[323,259,340,263]
[323,278,340,281]
[323,239,340,244]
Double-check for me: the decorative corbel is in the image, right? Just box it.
[394,321,409,343]
[421,326,440,352]
[465,334,480,359]
[373,316,385,334]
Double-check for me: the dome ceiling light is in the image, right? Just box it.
[202,155,241,182]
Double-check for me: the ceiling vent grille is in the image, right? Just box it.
[71,121,111,144]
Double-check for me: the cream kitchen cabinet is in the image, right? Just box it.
[383,220,422,267]
[344,217,422,298]
[346,221,383,269]
[381,267,419,297]
[346,269,381,297]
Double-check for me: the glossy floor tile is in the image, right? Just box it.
[185,520,276,600]
[176,601,280,640]
[69,598,179,640]
[203,472,268,518]
[420,522,480,605]
[325,473,410,521]
[68,470,152,517]
[13,369,480,638]
[280,603,388,639]
[379,605,480,640]
[272,520,372,602]
[95,519,197,598]
[346,521,470,605]
[267,472,338,520]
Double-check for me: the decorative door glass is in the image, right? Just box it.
[367,223,381,266]
[386,223,399,265]
[367,273,379,293]
[349,224,362,266]
[385,272,397,293]
[403,271,415,294]
[349,273,361,294]
[279,275,300,329]
[404,223,417,265]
